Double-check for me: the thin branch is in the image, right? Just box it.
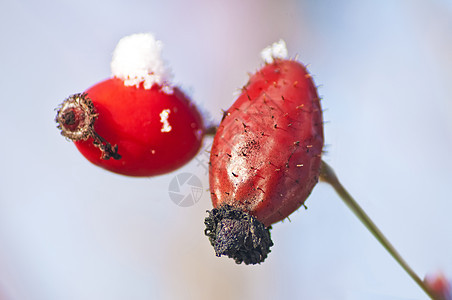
[319,160,438,300]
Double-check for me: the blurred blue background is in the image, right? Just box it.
[0,0,451,299]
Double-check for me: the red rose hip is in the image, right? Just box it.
[56,33,204,177]
[205,40,324,264]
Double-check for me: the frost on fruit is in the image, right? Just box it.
[260,39,288,64]
[111,33,173,93]
[159,109,172,133]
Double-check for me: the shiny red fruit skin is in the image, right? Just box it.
[209,59,323,227]
[75,78,204,177]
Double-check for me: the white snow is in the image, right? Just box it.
[111,33,173,92]
[159,109,172,132]
[260,39,288,63]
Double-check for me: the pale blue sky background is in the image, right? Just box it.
[0,1,451,299]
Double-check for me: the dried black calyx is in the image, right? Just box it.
[204,204,273,265]
[55,93,121,160]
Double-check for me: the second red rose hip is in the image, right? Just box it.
[205,40,324,264]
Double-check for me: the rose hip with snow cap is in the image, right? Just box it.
[205,40,324,264]
[56,33,205,177]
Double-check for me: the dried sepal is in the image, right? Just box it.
[205,204,273,265]
[55,93,97,141]
[55,93,121,160]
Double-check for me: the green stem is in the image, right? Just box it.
[319,160,438,300]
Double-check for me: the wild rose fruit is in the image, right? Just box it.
[205,40,324,264]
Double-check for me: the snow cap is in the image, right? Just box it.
[111,33,173,92]
[260,39,288,64]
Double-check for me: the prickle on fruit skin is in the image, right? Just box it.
[205,59,324,264]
